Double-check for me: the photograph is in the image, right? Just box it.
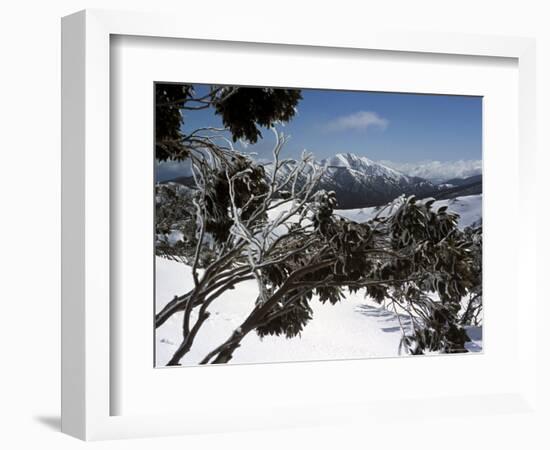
[154,83,483,367]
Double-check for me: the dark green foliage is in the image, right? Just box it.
[368,196,481,354]
[459,225,483,325]
[312,190,338,235]
[155,183,194,235]
[315,285,346,305]
[202,155,269,243]
[154,83,302,161]
[248,193,481,353]
[155,183,198,263]
[389,197,459,249]
[256,295,313,338]
[402,303,470,354]
[213,87,302,143]
[155,84,192,161]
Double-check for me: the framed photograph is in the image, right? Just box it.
[61,9,537,440]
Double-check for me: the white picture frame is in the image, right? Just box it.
[61,9,538,441]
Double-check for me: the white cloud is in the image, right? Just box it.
[326,111,388,133]
[378,159,482,182]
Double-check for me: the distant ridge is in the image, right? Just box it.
[431,175,482,200]
[161,153,482,209]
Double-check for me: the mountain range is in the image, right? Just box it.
[163,152,482,209]
[311,153,438,208]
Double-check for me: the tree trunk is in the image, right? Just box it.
[166,312,210,365]
[156,292,193,328]
[210,341,242,364]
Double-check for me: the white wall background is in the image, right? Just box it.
[0,0,547,448]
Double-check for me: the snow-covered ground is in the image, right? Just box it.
[155,193,483,367]
[433,195,482,228]
[335,194,482,229]
[155,262,482,367]
[156,259,409,366]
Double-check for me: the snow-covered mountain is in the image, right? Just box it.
[164,152,481,209]
[322,153,410,182]
[272,152,483,209]
[308,153,439,208]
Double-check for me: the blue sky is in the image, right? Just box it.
[157,84,482,182]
